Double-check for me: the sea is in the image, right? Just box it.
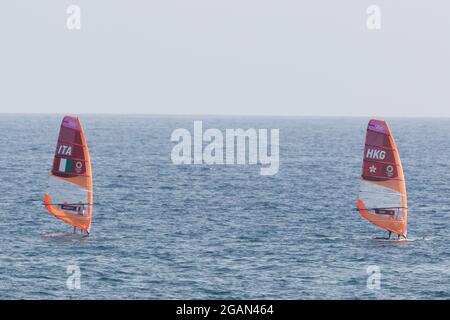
[0,115,449,299]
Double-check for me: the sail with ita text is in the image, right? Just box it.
[357,119,408,238]
[44,116,93,234]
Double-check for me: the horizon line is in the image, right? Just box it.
[0,112,449,119]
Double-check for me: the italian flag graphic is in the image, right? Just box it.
[59,158,72,173]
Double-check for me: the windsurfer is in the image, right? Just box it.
[44,116,93,234]
[77,201,86,216]
[357,119,408,239]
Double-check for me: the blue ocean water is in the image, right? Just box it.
[0,115,449,299]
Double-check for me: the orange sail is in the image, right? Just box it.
[357,119,407,237]
[44,116,93,232]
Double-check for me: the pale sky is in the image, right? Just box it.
[0,1,449,116]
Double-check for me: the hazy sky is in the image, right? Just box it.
[0,1,449,116]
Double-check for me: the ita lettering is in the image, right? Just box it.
[58,144,72,156]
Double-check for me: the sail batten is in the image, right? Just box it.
[357,119,408,236]
[44,116,93,232]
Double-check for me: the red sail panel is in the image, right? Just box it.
[357,119,408,236]
[44,116,93,231]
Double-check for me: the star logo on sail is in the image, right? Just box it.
[369,165,377,174]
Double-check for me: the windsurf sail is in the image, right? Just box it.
[357,119,408,237]
[44,116,93,232]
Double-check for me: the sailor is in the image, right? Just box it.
[77,201,86,216]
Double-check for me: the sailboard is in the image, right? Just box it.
[357,119,408,239]
[44,116,93,234]
[371,238,414,243]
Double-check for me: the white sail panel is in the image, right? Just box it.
[358,180,402,209]
[47,175,88,205]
